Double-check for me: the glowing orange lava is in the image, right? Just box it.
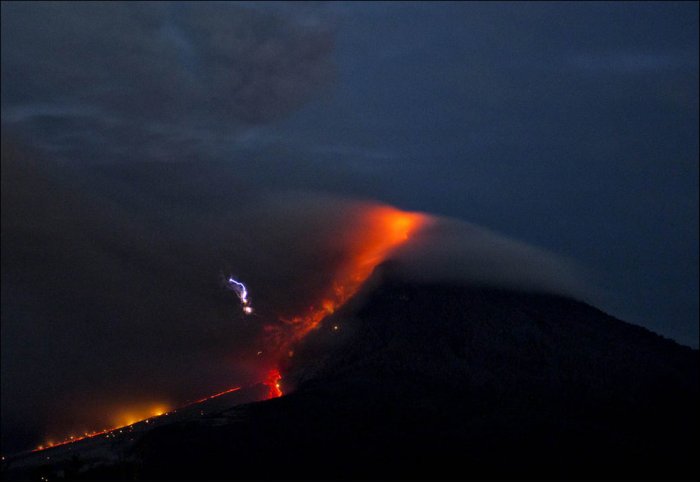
[189,386,241,405]
[112,403,172,429]
[281,205,425,343]
[262,205,427,394]
[31,388,240,454]
[265,368,283,399]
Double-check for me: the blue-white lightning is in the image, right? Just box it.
[226,276,253,315]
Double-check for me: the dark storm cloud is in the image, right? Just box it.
[1,1,334,162]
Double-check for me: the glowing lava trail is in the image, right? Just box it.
[283,205,425,342]
[187,386,242,406]
[30,387,241,454]
[262,204,428,396]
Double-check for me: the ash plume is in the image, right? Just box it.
[1,140,586,453]
[392,216,589,298]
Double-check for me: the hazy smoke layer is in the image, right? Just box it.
[1,140,587,452]
[393,216,588,297]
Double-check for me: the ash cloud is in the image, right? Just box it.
[392,216,589,298]
[2,1,339,452]
[1,139,586,453]
[0,141,362,451]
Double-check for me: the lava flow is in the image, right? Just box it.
[24,205,426,455]
[283,205,426,342]
[262,204,428,396]
[30,387,240,454]
[265,368,283,399]
[32,407,169,453]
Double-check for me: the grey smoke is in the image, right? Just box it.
[392,216,589,298]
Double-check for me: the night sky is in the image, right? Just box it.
[1,2,698,454]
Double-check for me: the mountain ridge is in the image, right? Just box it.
[123,273,700,479]
[3,272,697,479]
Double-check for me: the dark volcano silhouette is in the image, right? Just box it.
[4,269,697,479]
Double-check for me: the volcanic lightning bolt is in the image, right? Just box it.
[226,276,253,315]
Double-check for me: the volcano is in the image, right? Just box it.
[3,267,697,480]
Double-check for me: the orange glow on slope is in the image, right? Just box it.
[32,402,170,453]
[262,205,427,396]
[281,205,426,343]
[112,403,172,428]
[265,368,283,399]
[31,388,240,454]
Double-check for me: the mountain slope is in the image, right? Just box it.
[135,272,699,479]
[4,271,697,479]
